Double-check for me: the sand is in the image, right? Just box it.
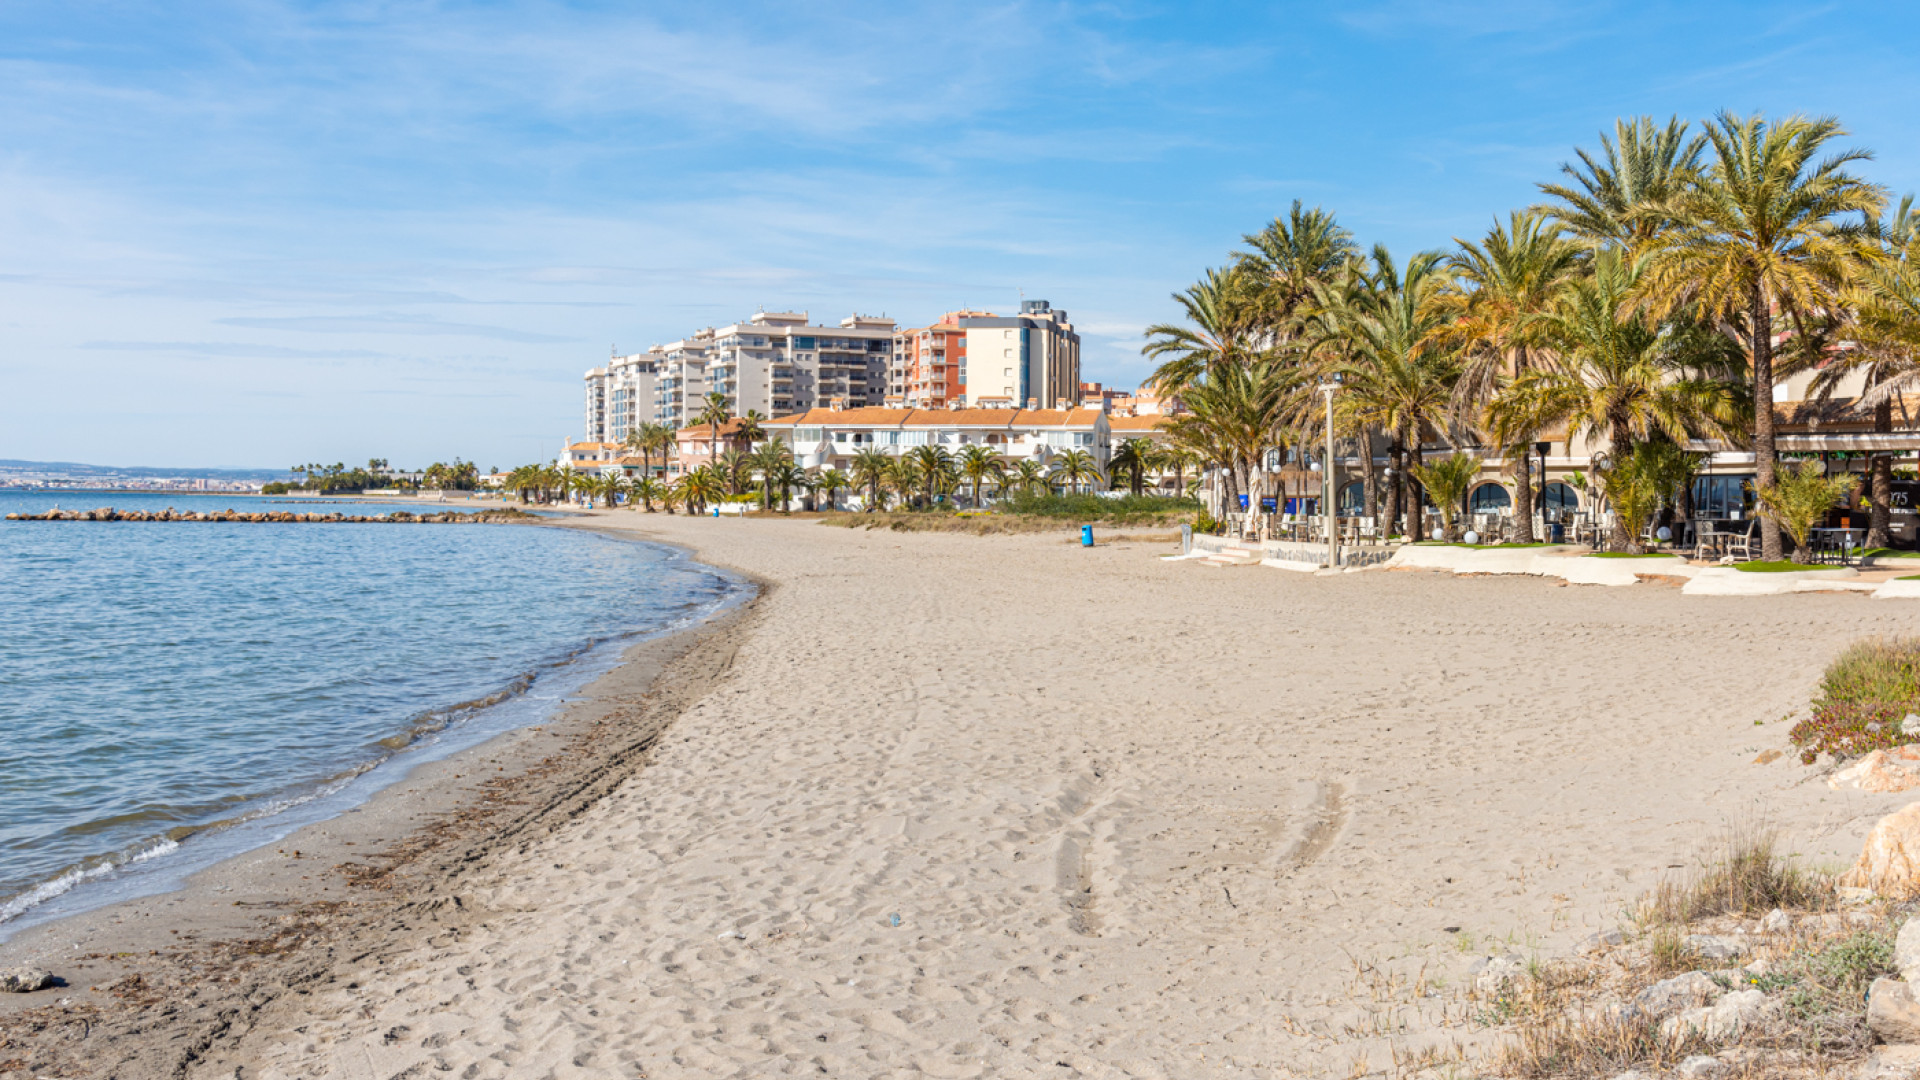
[5,513,1918,1078]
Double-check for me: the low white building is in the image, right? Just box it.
[763,405,1111,477]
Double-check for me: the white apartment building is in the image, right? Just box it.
[651,330,716,430]
[704,312,895,419]
[956,300,1082,409]
[763,405,1111,480]
[581,350,660,445]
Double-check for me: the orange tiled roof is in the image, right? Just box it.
[1108,416,1171,432]
[764,407,1104,429]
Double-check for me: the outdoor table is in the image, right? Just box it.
[1810,527,1867,564]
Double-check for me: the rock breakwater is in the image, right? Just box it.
[5,507,538,524]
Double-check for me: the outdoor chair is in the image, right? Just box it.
[1722,520,1758,562]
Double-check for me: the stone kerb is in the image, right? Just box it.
[1680,565,1859,596]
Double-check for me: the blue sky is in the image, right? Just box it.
[4,2,1919,469]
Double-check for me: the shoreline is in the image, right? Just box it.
[0,523,761,1073]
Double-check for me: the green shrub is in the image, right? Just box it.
[1789,638,1920,763]
[997,491,1199,524]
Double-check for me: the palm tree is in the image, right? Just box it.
[1640,111,1885,560]
[907,444,955,507]
[1108,439,1153,496]
[1492,251,1745,549]
[768,461,806,513]
[1009,458,1048,497]
[697,391,731,475]
[735,410,767,447]
[884,456,919,509]
[717,448,752,496]
[957,444,1004,507]
[1537,116,1706,254]
[1050,448,1104,495]
[633,476,663,512]
[1141,265,1265,396]
[1756,461,1862,563]
[1235,201,1359,339]
[814,468,850,511]
[1409,452,1480,541]
[1812,195,1920,548]
[750,441,792,511]
[682,464,725,514]
[850,448,890,511]
[1314,247,1460,540]
[1437,210,1582,541]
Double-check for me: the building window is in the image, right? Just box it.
[1469,483,1512,512]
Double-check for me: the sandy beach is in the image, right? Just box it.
[5,514,1918,1078]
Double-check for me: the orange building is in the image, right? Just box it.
[893,310,992,408]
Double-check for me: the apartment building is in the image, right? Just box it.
[581,350,661,445]
[893,310,990,408]
[652,330,716,431]
[701,312,896,418]
[959,300,1082,409]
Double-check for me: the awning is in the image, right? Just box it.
[1687,433,1920,453]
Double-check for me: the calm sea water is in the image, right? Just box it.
[0,491,743,934]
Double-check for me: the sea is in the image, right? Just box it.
[0,490,744,937]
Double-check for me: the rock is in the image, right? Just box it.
[1831,747,1920,792]
[1759,908,1791,935]
[1898,920,1920,986]
[1470,953,1528,994]
[1869,977,1920,1044]
[1636,971,1723,1017]
[1607,1072,1655,1080]
[1675,1055,1727,1079]
[0,967,53,993]
[1842,803,1920,899]
[1577,929,1627,954]
[1685,934,1750,963]
[1858,1044,1920,1080]
[1661,989,1769,1041]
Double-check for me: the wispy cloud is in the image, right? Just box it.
[81,340,388,359]
[215,314,579,344]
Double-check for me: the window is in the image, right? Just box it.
[1543,482,1579,510]
[1004,368,1012,377]
[1692,475,1754,518]
[1469,483,1512,512]
[834,432,848,443]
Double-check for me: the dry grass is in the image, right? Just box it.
[1479,824,1893,1078]
[1645,824,1828,925]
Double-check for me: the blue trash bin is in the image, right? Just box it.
[1080,525,1094,547]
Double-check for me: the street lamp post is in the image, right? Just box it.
[1321,374,1342,568]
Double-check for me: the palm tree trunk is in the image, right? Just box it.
[1388,440,1405,538]
[1751,288,1784,561]
[1359,429,1378,524]
[1508,451,1536,544]
[1869,398,1894,550]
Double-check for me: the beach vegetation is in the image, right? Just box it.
[1408,452,1479,540]
[1754,461,1861,563]
[1789,637,1920,763]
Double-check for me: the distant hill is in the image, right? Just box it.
[0,459,292,484]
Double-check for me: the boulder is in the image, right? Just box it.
[1661,989,1770,1041]
[1686,934,1749,963]
[1868,977,1920,1044]
[0,967,53,993]
[1636,971,1722,1018]
[1858,1044,1920,1080]
[1830,747,1920,793]
[1898,919,1920,986]
[1759,908,1791,935]
[1843,804,1920,899]
[1675,1055,1727,1079]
